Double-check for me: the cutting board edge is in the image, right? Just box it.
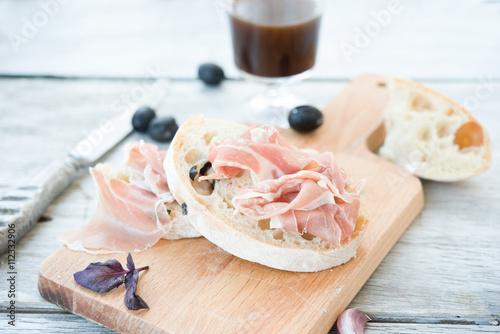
[37,249,169,334]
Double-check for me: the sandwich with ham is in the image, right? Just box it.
[60,141,201,254]
[165,116,369,272]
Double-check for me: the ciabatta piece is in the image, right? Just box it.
[379,78,491,181]
[165,116,369,272]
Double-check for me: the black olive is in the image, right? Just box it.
[200,161,212,175]
[181,203,188,216]
[198,63,225,86]
[147,117,178,142]
[132,106,156,132]
[167,209,171,215]
[189,165,198,181]
[288,105,323,133]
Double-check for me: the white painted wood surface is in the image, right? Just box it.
[3,314,500,334]
[0,0,499,332]
[0,0,499,79]
[3,313,500,333]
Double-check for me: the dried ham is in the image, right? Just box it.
[233,171,362,246]
[204,126,364,245]
[201,126,338,182]
[60,141,172,253]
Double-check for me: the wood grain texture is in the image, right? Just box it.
[0,0,499,80]
[0,314,499,333]
[36,75,423,333]
[0,313,116,333]
[357,323,500,333]
[1,78,498,333]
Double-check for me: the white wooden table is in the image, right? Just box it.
[1,0,499,332]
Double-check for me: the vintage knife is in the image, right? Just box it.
[0,109,134,254]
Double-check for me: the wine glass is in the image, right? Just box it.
[218,0,324,127]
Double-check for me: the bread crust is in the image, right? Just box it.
[165,116,369,272]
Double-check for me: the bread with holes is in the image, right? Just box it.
[379,78,491,181]
[164,116,369,272]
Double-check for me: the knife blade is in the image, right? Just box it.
[0,109,134,254]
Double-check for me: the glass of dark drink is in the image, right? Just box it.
[220,0,324,126]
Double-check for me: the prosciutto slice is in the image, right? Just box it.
[204,125,364,245]
[233,171,362,246]
[126,140,172,201]
[201,126,340,182]
[60,141,172,253]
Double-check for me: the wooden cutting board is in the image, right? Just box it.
[38,74,424,334]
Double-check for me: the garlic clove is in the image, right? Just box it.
[336,308,370,334]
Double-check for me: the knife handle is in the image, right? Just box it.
[0,156,88,254]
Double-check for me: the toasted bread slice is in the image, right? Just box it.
[379,78,491,181]
[165,116,369,272]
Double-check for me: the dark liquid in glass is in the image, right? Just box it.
[230,0,321,78]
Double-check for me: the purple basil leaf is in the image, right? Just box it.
[74,259,127,294]
[124,269,149,310]
[126,252,135,271]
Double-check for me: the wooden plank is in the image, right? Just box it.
[37,75,423,333]
[0,0,499,79]
[0,313,116,333]
[361,323,500,333]
[1,313,499,333]
[0,78,499,330]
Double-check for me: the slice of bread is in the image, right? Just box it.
[379,78,491,181]
[165,116,369,272]
[95,161,201,241]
